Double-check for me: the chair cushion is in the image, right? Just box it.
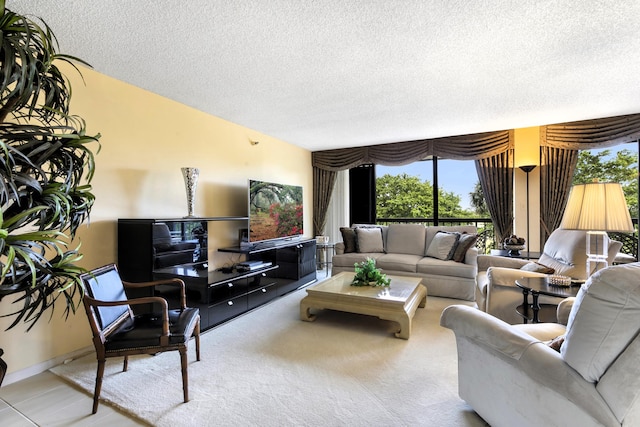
[105,307,200,351]
[537,229,621,280]
[561,262,640,382]
[385,223,426,256]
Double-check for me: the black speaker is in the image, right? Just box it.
[349,164,376,224]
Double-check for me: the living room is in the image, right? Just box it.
[2,2,640,426]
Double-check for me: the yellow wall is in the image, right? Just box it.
[0,65,313,381]
[514,127,541,252]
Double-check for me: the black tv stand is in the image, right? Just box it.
[117,218,316,330]
[220,238,316,295]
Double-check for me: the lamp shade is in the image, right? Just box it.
[560,182,634,232]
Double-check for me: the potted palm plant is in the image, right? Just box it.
[0,2,100,382]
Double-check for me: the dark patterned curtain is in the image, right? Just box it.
[313,167,337,236]
[539,113,640,247]
[475,150,514,247]
[539,147,579,244]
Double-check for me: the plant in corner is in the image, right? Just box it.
[351,258,390,287]
[0,0,100,352]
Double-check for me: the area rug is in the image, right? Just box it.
[51,286,488,426]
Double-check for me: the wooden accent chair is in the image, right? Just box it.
[81,264,200,414]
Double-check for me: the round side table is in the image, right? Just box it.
[515,277,580,323]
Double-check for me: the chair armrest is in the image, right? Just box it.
[85,296,170,336]
[464,247,478,266]
[335,242,345,255]
[123,278,187,309]
[487,266,548,288]
[441,305,614,425]
[440,305,541,359]
[556,297,576,325]
[478,254,529,271]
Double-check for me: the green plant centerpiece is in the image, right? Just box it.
[351,258,390,287]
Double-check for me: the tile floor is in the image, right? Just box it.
[0,370,146,426]
[0,268,330,426]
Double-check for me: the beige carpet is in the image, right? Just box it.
[51,285,488,426]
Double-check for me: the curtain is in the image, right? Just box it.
[539,147,579,244]
[475,150,514,247]
[312,167,337,236]
[311,112,640,248]
[541,113,640,149]
[312,130,513,233]
[539,113,640,246]
[322,170,349,244]
[312,130,512,171]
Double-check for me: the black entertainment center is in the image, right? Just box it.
[117,217,317,330]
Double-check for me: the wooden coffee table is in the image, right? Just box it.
[300,272,427,339]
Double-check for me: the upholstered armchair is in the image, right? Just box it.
[442,262,640,427]
[476,229,622,324]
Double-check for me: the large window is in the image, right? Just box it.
[375,157,482,222]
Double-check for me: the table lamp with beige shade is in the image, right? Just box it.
[560,182,634,277]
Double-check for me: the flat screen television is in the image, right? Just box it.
[248,179,303,243]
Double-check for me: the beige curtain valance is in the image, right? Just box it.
[312,130,513,171]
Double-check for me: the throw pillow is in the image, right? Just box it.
[521,262,555,274]
[545,335,565,352]
[451,233,478,263]
[340,227,357,253]
[355,227,384,253]
[426,231,460,260]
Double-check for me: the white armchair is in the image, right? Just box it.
[476,229,622,324]
[442,262,640,427]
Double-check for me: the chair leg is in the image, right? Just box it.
[195,321,201,361]
[123,355,128,372]
[180,348,189,403]
[92,359,105,414]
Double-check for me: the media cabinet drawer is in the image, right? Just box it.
[248,283,277,309]
[209,295,248,325]
[248,272,277,292]
[208,279,248,303]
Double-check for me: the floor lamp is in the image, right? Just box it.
[519,165,536,257]
[560,182,634,277]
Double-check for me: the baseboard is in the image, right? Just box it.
[3,346,93,386]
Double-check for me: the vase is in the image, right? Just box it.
[181,167,199,217]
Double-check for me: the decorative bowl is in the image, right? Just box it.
[504,244,525,255]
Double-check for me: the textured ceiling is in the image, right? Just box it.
[7,1,640,151]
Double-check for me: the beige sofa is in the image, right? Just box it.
[441,262,640,427]
[476,228,622,324]
[331,223,478,301]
